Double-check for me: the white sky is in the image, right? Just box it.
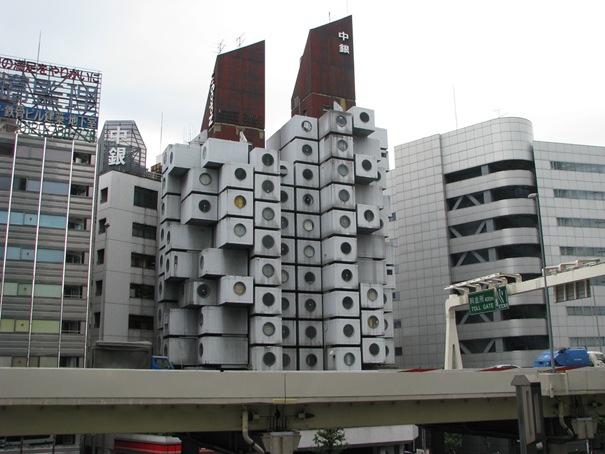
[2,0,604,166]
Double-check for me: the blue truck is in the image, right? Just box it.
[533,347,605,368]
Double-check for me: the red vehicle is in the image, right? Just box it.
[114,434,181,454]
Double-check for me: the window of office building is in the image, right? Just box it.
[570,337,605,347]
[34,284,62,298]
[567,306,605,316]
[551,161,605,174]
[70,184,89,197]
[131,252,155,270]
[65,251,85,264]
[61,320,81,334]
[132,222,157,240]
[100,187,108,203]
[97,249,105,265]
[128,314,154,330]
[42,180,69,196]
[557,217,605,229]
[59,356,79,368]
[64,285,83,299]
[554,189,605,201]
[98,218,107,233]
[93,312,101,328]
[560,246,605,257]
[95,280,103,296]
[133,186,158,209]
[68,217,87,231]
[73,152,91,165]
[129,283,154,299]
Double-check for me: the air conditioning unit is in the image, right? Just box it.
[318,134,354,163]
[298,348,324,371]
[180,279,217,307]
[280,185,295,211]
[320,209,357,238]
[162,173,181,197]
[357,258,386,285]
[251,228,281,258]
[320,184,356,212]
[198,336,248,366]
[383,289,393,312]
[158,279,179,302]
[384,312,394,338]
[318,110,353,139]
[165,143,202,176]
[362,337,386,364]
[357,234,386,260]
[355,184,385,207]
[252,286,282,316]
[181,193,219,225]
[281,211,296,237]
[295,188,320,213]
[384,338,395,364]
[294,163,320,189]
[164,308,197,336]
[280,237,296,264]
[181,167,218,199]
[164,250,196,281]
[321,236,357,264]
[369,127,388,151]
[250,345,283,371]
[254,201,281,230]
[254,174,280,203]
[356,204,381,233]
[361,309,385,336]
[218,163,254,192]
[160,195,180,223]
[200,137,248,168]
[322,263,359,292]
[297,293,322,319]
[282,348,297,370]
[281,319,296,347]
[359,283,384,309]
[218,189,254,219]
[279,138,319,164]
[215,217,254,249]
[249,257,281,286]
[324,346,361,371]
[295,214,320,239]
[280,264,296,291]
[281,292,297,318]
[278,115,318,148]
[352,136,381,159]
[249,148,279,175]
[199,248,248,278]
[297,320,323,347]
[385,264,396,289]
[296,239,321,266]
[218,275,253,305]
[354,154,378,184]
[322,291,360,318]
[198,305,248,335]
[162,337,197,366]
[324,318,361,346]
[347,106,376,136]
[279,161,294,185]
[160,222,213,252]
[250,316,282,345]
[297,265,322,292]
[319,158,355,187]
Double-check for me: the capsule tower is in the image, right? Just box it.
[156,16,395,370]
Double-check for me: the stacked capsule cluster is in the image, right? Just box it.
[155,107,395,370]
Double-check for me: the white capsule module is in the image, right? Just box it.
[321,236,357,265]
[279,138,319,164]
[296,239,321,266]
[347,106,376,136]
[200,137,249,168]
[297,265,322,293]
[160,222,213,252]
[298,348,324,371]
[357,258,386,285]
[162,337,197,365]
[165,143,202,176]
[369,127,388,150]
[359,283,385,309]
[361,309,385,337]
[322,291,360,319]
[362,337,386,364]
[279,160,295,185]
[198,305,248,335]
[199,248,248,278]
[354,154,379,184]
[179,279,217,307]
[251,286,282,316]
[319,158,355,187]
[254,174,280,203]
[160,195,181,223]
[295,188,320,213]
[250,345,283,371]
[318,134,354,163]
[280,185,295,211]
[158,278,179,303]
[218,275,253,305]
[215,217,254,249]
[164,250,196,281]
[384,338,395,364]
[297,320,323,347]
[320,209,357,238]
[356,234,387,260]
[356,204,381,233]
[384,312,394,338]
[321,263,359,292]
[294,162,320,189]
[181,193,219,225]
[355,184,385,208]
[249,257,282,286]
[295,214,321,240]
[163,308,197,337]
[297,293,322,319]
[280,211,296,237]
[249,316,282,345]
[280,237,296,264]
[251,228,281,258]
[162,173,181,197]
[352,136,381,159]
[282,347,297,371]
[218,163,254,192]
[278,115,318,149]
[281,292,297,318]
[254,201,281,230]
[318,110,353,139]
[218,189,254,219]
[281,319,296,347]
[324,346,362,371]
[180,167,218,199]
[280,264,296,291]
[320,184,356,212]
[324,318,361,346]
[198,336,248,366]
[249,148,280,175]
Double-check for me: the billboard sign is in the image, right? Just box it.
[0,55,101,142]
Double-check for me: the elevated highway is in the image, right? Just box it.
[1,367,604,436]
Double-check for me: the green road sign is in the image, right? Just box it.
[468,287,509,315]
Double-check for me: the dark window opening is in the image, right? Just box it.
[73,152,91,165]
[100,187,108,203]
[63,285,83,299]
[65,251,85,264]
[70,184,89,197]
[95,280,103,296]
[61,320,81,334]
[128,314,154,330]
[503,335,548,351]
[96,249,105,265]
[133,186,158,209]
[131,252,155,270]
[132,222,157,239]
[130,283,155,299]
[98,218,107,234]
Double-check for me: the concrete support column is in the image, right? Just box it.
[261,432,301,454]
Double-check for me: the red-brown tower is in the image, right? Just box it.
[291,16,355,118]
[201,41,265,148]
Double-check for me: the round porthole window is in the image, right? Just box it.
[343,352,356,366]
[283,354,291,367]
[337,163,349,176]
[361,159,372,171]
[341,269,353,281]
[303,193,314,205]
[303,169,313,180]
[364,209,375,222]
[262,235,275,249]
[281,216,289,229]
[280,164,288,176]
[281,242,289,256]
[337,139,348,151]
[262,207,275,221]
[233,281,246,296]
[301,120,313,132]
[262,153,274,166]
[359,112,370,123]
[305,326,317,338]
[338,189,350,202]
[304,271,316,283]
[304,298,316,312]
[262,180,275,193]
[233,223,247,237]
[303,245,315,258]
[234,195,247,208]
[302,144,313,156]
[281,269,289,283]
[340,242,352,254]
[342,296,354,309]
[303,219,314,231]
[343,324,354,337]
[368,315,380,329]
[197,284,209,298]
[306,354,318,367]
[369,343,380,356]
[262,264,275,278]
[280,190,288,203]
[262,322,276,337]
[234,167,247,180]
[199,172,212,185]
[367,288,378,301]
[282,297,290,311]
[262,292,275,306]
[199,313,204,327]
[167,231,171,243]
[339,215,351,228]
[336,114,347,127]
[263,352,276,366]
[282,325,290,339]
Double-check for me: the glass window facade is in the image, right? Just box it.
[554,189,605,201]
[551,161,605,174]
[133,186,158,209]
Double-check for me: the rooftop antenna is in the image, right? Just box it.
[452,85,459,129]
[216,39,225,54]
[328,11,331,22]
[159,112,164,153]
[236,34,245,48]
[36,31,42,63]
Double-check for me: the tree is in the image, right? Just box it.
[313,428,347,454]
[444,432,463,454]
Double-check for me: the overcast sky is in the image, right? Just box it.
[2,0,604,166]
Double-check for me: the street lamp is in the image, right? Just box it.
[528,192,556,372]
